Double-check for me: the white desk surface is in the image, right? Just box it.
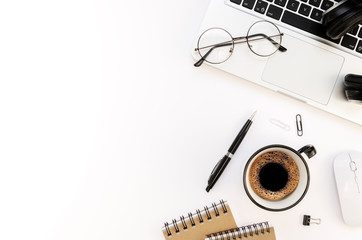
[1,1,362,239]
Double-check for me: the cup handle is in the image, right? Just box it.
[298,145,317,159]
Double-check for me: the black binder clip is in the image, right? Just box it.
[303,215,321,226]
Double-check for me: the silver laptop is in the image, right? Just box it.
[192,0,362,125]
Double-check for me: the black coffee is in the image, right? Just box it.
[249,151,300,200]
[259,162,288,191]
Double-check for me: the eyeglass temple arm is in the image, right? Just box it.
[194,42,233,67]
[245,33,287,52]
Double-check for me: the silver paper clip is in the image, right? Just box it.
[269,118,291,131]
[296,114,303,136]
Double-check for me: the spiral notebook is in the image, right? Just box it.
[162,200,237,240]
[205,222,276,240]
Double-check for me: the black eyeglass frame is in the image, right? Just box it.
[194,20,287,67]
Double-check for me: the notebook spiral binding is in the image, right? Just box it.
[164,200,229,237]
[205,222,271,240]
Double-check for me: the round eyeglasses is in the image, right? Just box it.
[194,20,287,67]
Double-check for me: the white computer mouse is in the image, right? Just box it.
[334,151,362,226]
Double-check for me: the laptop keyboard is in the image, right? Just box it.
[228,0,362,57]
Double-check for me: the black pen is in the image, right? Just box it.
[206,111,257,192]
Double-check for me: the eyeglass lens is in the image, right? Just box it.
[196,27,234,64]
[246,21,282,57]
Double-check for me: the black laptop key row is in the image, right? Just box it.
[281,10,330,40]
[229,0,362,55]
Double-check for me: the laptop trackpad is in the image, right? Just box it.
[262,35,344,105]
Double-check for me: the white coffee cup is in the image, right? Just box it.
[243,144,316,211]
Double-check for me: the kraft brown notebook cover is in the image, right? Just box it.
[162,200,237,240]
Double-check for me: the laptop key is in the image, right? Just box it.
[357,40,362,54]
[311,8,323,22]
[242,0,256,9]
[231,0,242,4]
[286,0,300,11]
[274,0,287,7]
[349,26,359,36]
[255,0,269,14]
[321,0,333,10]
[309,0,321,7]
[341,35,358,50]
[298,3,312,17]
[266,4,283,20]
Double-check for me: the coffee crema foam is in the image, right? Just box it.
[249,151,300,201]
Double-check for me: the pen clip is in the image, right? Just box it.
[209,155,229,176]
[206,155,230,192]
[210,158,222,176]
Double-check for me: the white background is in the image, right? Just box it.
[0,0,362,239]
